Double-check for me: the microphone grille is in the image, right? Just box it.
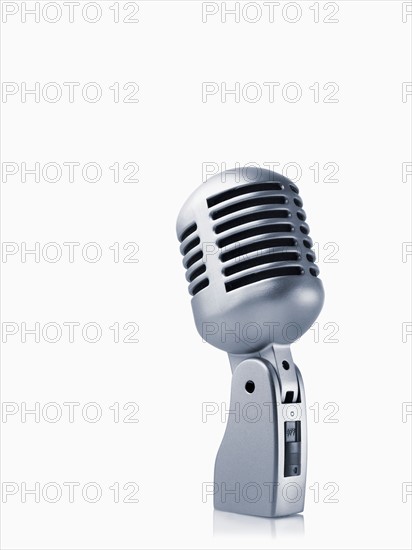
[178,174,320,297]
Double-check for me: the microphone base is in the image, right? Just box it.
[213,356,307,518]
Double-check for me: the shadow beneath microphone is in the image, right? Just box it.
[213,509,305,538]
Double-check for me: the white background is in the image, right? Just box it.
[1,1,411,549]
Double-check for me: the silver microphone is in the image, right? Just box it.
[177,167,325,518]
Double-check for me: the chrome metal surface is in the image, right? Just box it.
[177,168,324,518]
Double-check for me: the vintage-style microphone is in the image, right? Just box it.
[177,167,324,517]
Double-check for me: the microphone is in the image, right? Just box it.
[176,167,324,518]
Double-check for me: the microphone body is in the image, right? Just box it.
[177,168,324,517]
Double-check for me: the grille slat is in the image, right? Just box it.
[182,236,200,255]
[215,209,291,235]
[207,182,283,208]
[220,237,298,262]
[191,278,209,296]
[309,266,320,277]
[184,249,203,269]
[224,252,301,277]
[211,195,288,220]
[302,237,314,249]
[185,255,206,281]
[178,222,197,243]
[225,266,304,292]
[188,263,206,283]
[217,223,294,249]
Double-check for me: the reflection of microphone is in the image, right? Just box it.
[177,168,325,518]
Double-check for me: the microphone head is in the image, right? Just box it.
[177,168,324,354]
